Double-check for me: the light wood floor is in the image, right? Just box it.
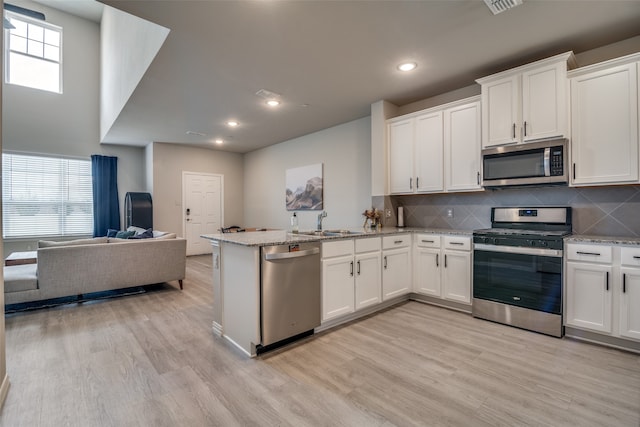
[1,255,639,426]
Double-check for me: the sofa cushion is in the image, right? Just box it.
[38,237,109,248]
[4,264,38,292]
[115,230,135,239]
[107,229,119,238]
[128,228,154,239]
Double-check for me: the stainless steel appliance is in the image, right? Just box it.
[259,242,321,352]
[473,207,572,337]
[482,139,568,188]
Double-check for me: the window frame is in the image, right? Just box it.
[2,152,94,240]
[4,10,63,94]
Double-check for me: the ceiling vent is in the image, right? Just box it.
[484,0,523,15]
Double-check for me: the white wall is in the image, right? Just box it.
[151,143,244,236]
[2,0,146,253]
[244,117,372,231]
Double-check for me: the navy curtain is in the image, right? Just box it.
[91,155,120,237]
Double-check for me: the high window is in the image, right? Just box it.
[2,153,93,238]
[4,11,62,93]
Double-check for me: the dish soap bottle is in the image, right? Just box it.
[291,212,299,234]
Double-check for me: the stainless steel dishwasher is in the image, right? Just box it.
[260,242,321,351]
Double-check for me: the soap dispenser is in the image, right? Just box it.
[291,212,299,233]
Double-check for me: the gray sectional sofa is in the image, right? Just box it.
[4,234,187,305]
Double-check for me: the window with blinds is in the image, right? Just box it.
[2,153,93,238]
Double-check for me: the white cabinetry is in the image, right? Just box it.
[565,244,613,333]
[566,242,640,343]
[387,97,481,194]
[620,247,640,340]
[382,234,412,300]
[477,52,575,148]
[414,234,472,304]
[321,238,381,322]
[569,55,639,186]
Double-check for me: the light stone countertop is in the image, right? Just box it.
[201,227,473,247]
[565,235,640,246]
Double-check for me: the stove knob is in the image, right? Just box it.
[539,240,548,247]
[528,240,535,247]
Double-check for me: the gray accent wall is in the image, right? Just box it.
[377,185,640,237]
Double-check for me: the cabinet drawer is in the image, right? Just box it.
[621,246,640,266]
[355,237,381,253]
[443,236,471,251]
[322,239,354,258]
[383,234,411,249]
[566,243,612,263]
[415,234,441,248]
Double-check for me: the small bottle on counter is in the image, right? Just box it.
[291,212,299,233]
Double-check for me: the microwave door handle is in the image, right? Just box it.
[543,147,551,177]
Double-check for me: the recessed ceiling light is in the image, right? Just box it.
[397,62,417,72]
[266,100,280,107]
[214,139,223,145]
[226,120,239,127]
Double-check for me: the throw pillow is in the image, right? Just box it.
[106,229,119,238]
[127,226,147,235]
[115,230,135,239]
[128,228,153,239]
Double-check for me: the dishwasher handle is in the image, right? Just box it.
[264,247,320,260]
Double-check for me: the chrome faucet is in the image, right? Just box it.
[317,211,327,231]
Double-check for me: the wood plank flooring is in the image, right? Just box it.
[1,254,639,426]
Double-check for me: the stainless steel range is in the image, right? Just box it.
[473,207,572,337]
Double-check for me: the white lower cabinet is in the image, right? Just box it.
[620,248,640,340]
[382,234,412,300]
[321,237,381,322]
[413,234,472,304]
[565,243,640,343]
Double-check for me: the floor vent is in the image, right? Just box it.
[484,0,523,15]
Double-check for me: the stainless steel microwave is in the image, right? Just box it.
[482,139,568,188]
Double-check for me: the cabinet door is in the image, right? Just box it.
[522,62,567,141]
[565,262,613,333]
[382,248,411,300]
[444,101,482,191]
[322,255,355,322]
[414,247,441,297]
[414,111,444,192]
[571,63,639,185]
[442,250,471,303]
[620,268,640,341]
[388,119,415,193]
[481,75,519,147]
[355,252,381,310]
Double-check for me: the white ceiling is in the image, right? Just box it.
[40,1,640,153]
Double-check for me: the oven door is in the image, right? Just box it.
[473,244,563,314]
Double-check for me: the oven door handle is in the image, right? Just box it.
[474,243,563,258]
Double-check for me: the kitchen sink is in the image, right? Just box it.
[298,229,365,237]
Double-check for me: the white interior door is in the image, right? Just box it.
[183,172,223,255]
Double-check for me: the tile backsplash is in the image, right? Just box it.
[373,185,640,237]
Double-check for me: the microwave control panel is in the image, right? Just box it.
[550,147,564,176]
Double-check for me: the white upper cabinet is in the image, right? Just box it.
[387,97,481,195]
[444,100,482,191]
[477,52,575,148]
[569,55,640,186]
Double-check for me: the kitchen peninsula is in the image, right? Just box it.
[201,227,471,356]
